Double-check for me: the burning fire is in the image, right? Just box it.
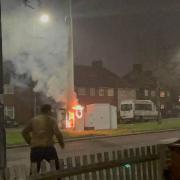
[72,105,84,119]
[58,92,84,129]
[66,104,84,129]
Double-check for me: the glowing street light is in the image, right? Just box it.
[39,14,50,23]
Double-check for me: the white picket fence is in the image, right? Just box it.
[0,144,170,180]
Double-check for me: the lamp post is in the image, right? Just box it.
[0,0,6,176]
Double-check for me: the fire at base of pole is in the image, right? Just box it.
[57,103,118,131]
[57,104,84,131]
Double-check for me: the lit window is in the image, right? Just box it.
[108,88,114,96]
[99,88,105,96]
[151,90,156,97]
[160,104,165,109]
[90,88,95,96]
[4,106,15,119]
[160,91,165,98]
[144,89,149,96]
[4,84,14,94]
[78,87,86,96]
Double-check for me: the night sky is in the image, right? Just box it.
[3,0,180,78]
[72,0,180,76]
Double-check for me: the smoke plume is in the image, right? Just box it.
[1,0,71,103]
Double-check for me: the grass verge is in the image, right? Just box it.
[6,118,180,145]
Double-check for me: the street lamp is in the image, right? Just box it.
[39,14,50,23]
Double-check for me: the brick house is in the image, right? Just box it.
[119,64,172,117]
[74,61,121,107]
[3,60,122,125]
[3,85,35,124]
[4,60,59,125]
[3,60,174,125]
[75,62,173,117]
[3,82,54,124]
[3,61,35,124]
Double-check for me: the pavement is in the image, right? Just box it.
[7,128,180,149]
[7,130,180,167]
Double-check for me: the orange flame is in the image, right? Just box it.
[60,90,84,128]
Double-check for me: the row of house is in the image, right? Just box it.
[2,61,177,125]
[75,62,172,117]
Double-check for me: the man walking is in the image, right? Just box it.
[22,104,64,172]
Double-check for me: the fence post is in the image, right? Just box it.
[90,154,97,180]
[75,156,82,180]
[66,157,74,180]
[157,144,167,180]
[31,163,38,177]
[147,146,153,179]
[82,155,90,180]
[117,150,124,180]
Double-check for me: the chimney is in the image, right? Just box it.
[92,60,103,68]
[133,64,142,74]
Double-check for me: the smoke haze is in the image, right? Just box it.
[1,0,70,103]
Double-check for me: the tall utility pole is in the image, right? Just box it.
[66,0,75,110]
[0,0,6,176]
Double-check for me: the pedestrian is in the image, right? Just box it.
[22,104,65,174]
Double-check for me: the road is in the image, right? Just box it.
[7,130,180,167]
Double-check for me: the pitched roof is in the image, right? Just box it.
[74,64,121,88]
[122,65,157,88]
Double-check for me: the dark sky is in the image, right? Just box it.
[72,0,180,76]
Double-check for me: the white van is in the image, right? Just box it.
[120,100,158,121]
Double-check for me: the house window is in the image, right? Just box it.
[99,88,105,96]
[4,106,15,119]
[4,84,14,94]
[151,90,156,97]
[160,104,165,109]
[160,91,165,98]
[167,91,170,97]
[108,88,114,96]
[90,88,95,96]
[78,87,86,96]
[144,89,149,97]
